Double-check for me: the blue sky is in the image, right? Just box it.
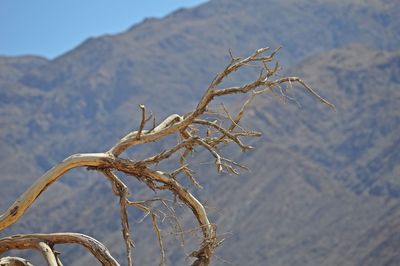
[0,0,206,59]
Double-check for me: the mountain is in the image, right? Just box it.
[0,0,399,265]
[0,56,48,83]
[205,44,400,266]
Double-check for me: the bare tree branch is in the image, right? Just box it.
[37,242,58,266]
[0,256,35,266]
[0,47,333,266]
[271,77,335,109]
[103,170,134,266]
[136,105,153,140]
[0,153,113,231]
[0,233,119,266]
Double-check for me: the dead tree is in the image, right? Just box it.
[0,47,333,266]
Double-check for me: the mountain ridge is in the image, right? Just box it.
[0,0,399,265]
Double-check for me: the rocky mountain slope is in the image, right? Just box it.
[205,45,400,266]
[0,0,399,265]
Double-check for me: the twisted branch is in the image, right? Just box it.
[0,256,34,266]
[0,47,333,266]
[0,233,119,266]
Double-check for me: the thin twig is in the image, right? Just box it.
[103,170,134,266]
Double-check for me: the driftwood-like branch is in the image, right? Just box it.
[0,238,57,266]
[0,47,333,266]
[0,256,34,266]
[37,242,58,266]
[0,152,216,265]
[103,170,134,266]
[0,153,112,231]
[0,233,119,266]
[112,161,217,265]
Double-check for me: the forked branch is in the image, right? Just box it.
[0,256,34,266]
[0,47,333,266]
[0,233,119,266]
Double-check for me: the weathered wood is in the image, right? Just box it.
[37,242,58,266]
[0,256,34,266]
[0,233,119,266]
[0,153,113,231]
[0,47,333,266]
